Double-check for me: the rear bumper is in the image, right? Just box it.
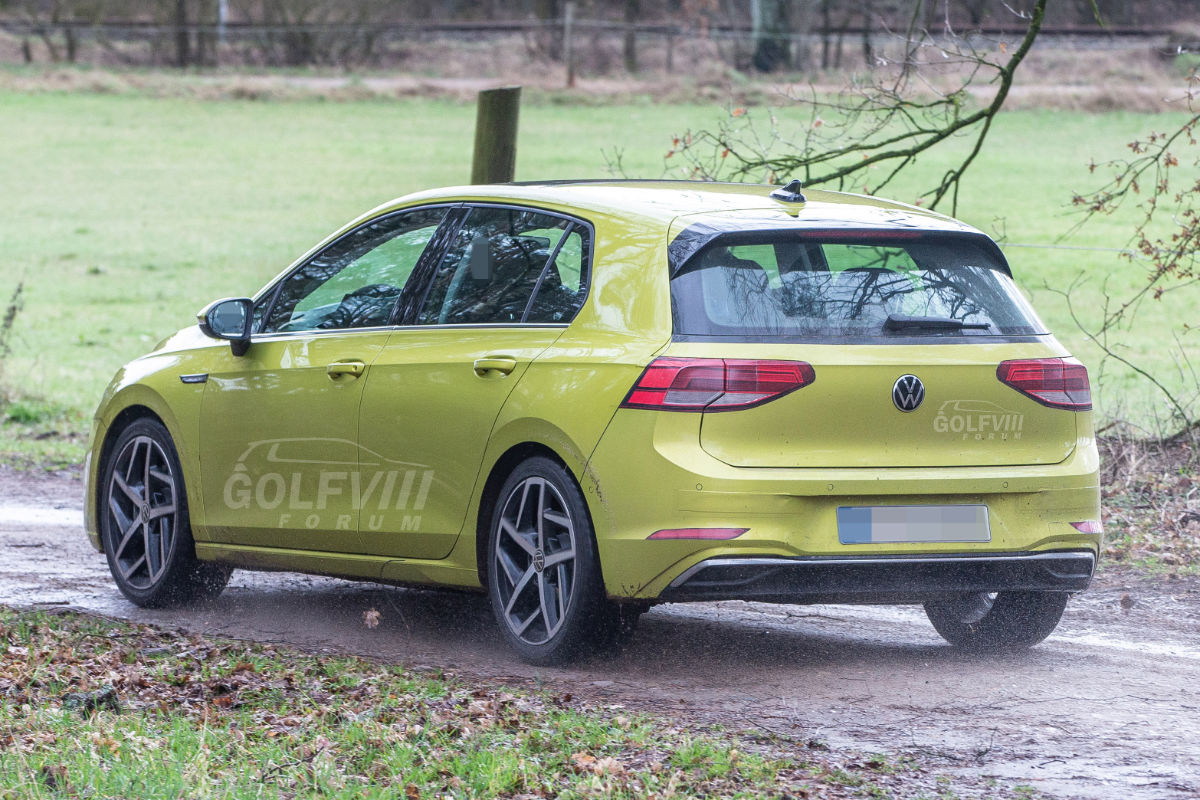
[585,406,1101,600]
[658,550,1095,604]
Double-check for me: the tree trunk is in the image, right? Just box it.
[861,0,874,66]
[820,0,831,70]
[533,0,561,60]
[963,0,988,26]
[174,0,192,68]
[37,27,61,62]
[751,0,790,72]
[623,0,639,73]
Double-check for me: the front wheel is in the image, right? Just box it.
[924,591,1068,651]
[486,457,623,665]
[99,418,230,608]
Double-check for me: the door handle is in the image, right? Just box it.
[327,360,366,379]
[473,357,517,377]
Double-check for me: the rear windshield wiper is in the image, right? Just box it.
[883,314,991,333]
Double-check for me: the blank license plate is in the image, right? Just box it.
[837,505,991,544]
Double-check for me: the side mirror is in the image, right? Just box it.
[198,297,254,357]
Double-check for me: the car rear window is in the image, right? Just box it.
[669,233,1046,340]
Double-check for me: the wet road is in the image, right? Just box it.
[2,486,1198,800]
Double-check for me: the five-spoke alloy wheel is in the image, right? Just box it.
[100,418,229,607]
[492,475,578,646]
[487,457,626,664]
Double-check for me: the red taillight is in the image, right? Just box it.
[1070,520,1103,534]
[621,358,814,412]
[997,358,1091,411]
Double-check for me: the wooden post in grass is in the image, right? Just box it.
[564,2,576,88]
[470,86,522,184]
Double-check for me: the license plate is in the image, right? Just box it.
[837,505,991,544]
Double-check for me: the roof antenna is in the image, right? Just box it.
[770,179,806,203]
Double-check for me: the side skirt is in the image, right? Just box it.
[194,542,481,589]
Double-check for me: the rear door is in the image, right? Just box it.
[667,231,1081,468]
[357,205,592,559]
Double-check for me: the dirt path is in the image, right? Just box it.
[3,466,1198,799]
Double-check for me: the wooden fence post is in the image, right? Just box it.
[564,2,576,88]
[470,86,522,184]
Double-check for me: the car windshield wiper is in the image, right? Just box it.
[883,314,991,333]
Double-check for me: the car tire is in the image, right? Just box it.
[99,418,230,608]
[486,456,622,665]
[924,590,1068,651]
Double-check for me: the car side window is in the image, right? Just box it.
[261,207,448,333]
[523,227,590,323]
[417,206,590,326]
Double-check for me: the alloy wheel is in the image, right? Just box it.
[493,477,577,646]
[105,435,179,590]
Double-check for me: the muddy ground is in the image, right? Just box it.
[2,465,1198,799]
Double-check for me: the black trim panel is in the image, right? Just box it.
[659,551,1096,604]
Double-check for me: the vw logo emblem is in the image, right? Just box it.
[533,549,545,573]
[892,374,925,412]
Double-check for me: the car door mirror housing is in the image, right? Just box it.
[198,297,254,356]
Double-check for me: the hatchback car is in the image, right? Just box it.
[85,180,1101,664]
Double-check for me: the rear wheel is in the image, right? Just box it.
[486,457,625,665]
[924,591,1068,651]
[99,418,230,608]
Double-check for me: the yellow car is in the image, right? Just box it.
[84,180,1101,664]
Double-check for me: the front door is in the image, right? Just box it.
[197,205,455,553]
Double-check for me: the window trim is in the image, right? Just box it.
[405,202,596,328]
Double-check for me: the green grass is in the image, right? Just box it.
[1097,434,1200,573]
[1,605,1044,799]
[1,89,1196,467]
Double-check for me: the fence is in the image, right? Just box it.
[0,16,1184,74]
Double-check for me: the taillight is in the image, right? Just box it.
[621,357,814,412]
[997,358,1091,411]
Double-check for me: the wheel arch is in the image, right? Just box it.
[90,384,203,546]
[473,440,605,589]
[98,403,166,460]
[90,403,160,528]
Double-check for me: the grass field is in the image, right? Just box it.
[3,606,928,799]
[1,88,1196,466]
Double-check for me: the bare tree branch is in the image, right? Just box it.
[660,0,1047,216]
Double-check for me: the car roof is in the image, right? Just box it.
[379,180,981,236]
